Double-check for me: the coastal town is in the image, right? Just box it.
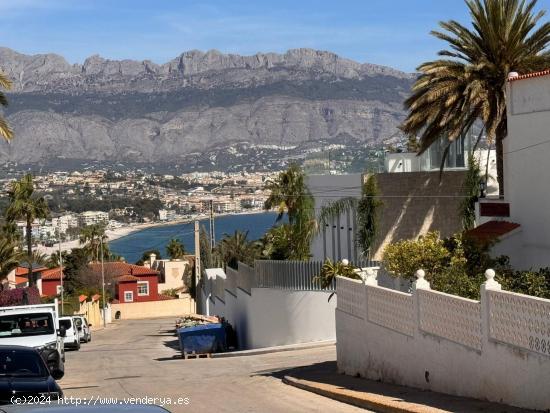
[0,168,275,253]
[0,0,549,412]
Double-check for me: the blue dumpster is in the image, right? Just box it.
[177,323,227,354]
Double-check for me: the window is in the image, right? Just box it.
[137,281,149,296]
[0,313,54,337]
[124,291,133,302]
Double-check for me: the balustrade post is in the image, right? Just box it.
[412,269,430,338]
[480,269,501,351]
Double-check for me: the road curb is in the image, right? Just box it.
[212,340,335,358]
[283,375,444,413]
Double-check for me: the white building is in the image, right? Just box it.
[308,174,363,263]
[79,211,109,226]
[478,69,550,269]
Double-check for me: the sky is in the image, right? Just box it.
[0,0,547,73]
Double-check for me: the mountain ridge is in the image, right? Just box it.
[0,47,414,167]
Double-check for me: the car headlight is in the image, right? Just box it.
[37,341,58,352]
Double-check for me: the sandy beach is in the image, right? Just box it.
[36,210,265,255]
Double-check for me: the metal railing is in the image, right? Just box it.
[255,260,327,291]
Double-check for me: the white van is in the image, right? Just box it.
[0,301,65,377]
[58,317,81,350]
[73,315,92,343]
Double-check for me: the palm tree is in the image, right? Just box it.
[19,251,48,287]
[166,238,185,260]
[79,224,108,261]
[264,163,315,226]
[0,72,13,141]
[401,0,550,197]
[318,175,382,259]
[264,164,316,260]
[5,174,49,285]
[0,238,23,289]
[216,230,260,269]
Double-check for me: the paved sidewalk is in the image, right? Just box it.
[282,361,536,413]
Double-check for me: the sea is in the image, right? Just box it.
[108,212,280,264]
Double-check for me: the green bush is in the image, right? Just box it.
[383,231,550,300]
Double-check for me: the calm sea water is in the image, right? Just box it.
[109,212,280,264]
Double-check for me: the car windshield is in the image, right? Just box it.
[0,313,55,338]
[0,350,48,377]
[59,319,72,330]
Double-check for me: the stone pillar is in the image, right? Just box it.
[480,269,501,349]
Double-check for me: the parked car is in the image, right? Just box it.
[73,316,91,343]
[0,345,63,405]
[58,317,80,351]
[0,302,65,376]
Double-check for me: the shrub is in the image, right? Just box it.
[0,287,41,307]
[314,259,362,301]
[383,231,550,300]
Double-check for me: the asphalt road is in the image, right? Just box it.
[58,318,369,413]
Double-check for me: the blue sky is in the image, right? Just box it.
[0,0,547,72]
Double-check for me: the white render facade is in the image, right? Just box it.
[497,71,550,269]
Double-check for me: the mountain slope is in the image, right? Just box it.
[0,47,414,167]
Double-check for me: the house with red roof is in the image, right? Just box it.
[5,266,64,297]
[86,262,160,303]
[40,267,66,297]
[468,69,550,269]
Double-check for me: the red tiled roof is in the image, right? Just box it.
[41,267,65,280]
[466,220,521,243]
[509,69,550,82]
[15,266,47,276]
[92,294,101,302]
[79,294,88,303]
[116,274,140,282]
[88,262,159,277]
[14,276,28,285]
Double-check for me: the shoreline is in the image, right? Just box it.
[36,209,268,255]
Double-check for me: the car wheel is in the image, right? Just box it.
[76,340,81,350]
[87,334,91,342]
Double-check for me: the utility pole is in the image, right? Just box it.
[194,220,200,314]
[209,199,215,251]
[100,237,106,328]
[58,221,64,315]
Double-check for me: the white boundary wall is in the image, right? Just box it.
[336,270,550,411]
[200,263,336,350]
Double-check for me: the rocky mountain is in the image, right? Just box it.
[0,47,414,168]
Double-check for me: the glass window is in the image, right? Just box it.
[0,313,54,338]
[0,350,48,377]
[137,281,149,296]
[124,291,133,302]
[59,319,72,330]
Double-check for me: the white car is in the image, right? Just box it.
[58,317,80,350]
[73,315,92,343]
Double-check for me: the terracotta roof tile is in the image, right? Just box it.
[79,294,88,303]
[15,266,47,276]
[466,220,521,243]
[509,69,550,81]
[40,267,65,280]
[14,276,28,285]
[92,294,101,302]
[87,262,159,277]
[116,274,140,282]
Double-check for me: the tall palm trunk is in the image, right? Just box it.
[26,213,35,286]
[496,119,507,199]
